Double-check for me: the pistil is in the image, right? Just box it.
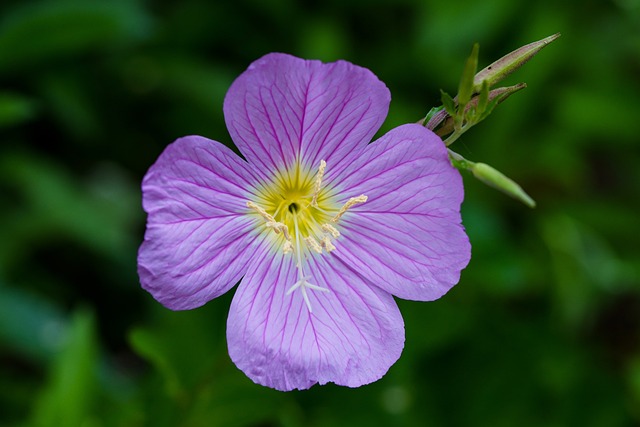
[286,213,328,312]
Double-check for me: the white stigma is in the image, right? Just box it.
[285,213,328,312]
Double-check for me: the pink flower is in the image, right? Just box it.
[138,53,470,390]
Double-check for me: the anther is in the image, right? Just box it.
[331,195,368,223]
[304,236,322,254]
[266,221,292,241]
[247,201,275,223]
[321,223,340,238]
[283,240,293,254]
[320,236,336,252]
[310,160,327,207]
[247,201,291,241]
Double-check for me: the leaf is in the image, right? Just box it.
[458,43,479,106]
[0,92,38,128]
[127,306,224,401]
[0,153,139,266]
[129,327,185,401]
[0,1,153,73]
[476,80,490,116]
[29,309,98,427]
[0,281,67,364]
[440,90,456,116]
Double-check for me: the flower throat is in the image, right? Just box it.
[246,160,367,311]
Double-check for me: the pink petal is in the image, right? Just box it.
[138,136,264,310]
[329,124,471,301]
[227,243,404,391]
[224,53,390,181]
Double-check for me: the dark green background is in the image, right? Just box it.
[1,0,639,426]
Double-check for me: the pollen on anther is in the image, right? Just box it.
[321,223,340,238]
[266,221,291,241]
[247,201,276,223]
[304,236,323,254]
[321,236,336,252]
[332,194,368,223]
[311,160,327,207]
[247,200,291,241]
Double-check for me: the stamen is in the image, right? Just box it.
[249,160,360,312]
[304,236,322,254]
[321,223,340,238]
[266,221,291,241]
[321,236,336,252]
[247,201,275,223]
[310,160,327,207]
[331,195,368,223]
[247,201,291,241]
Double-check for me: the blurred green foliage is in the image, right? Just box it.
[0,0,639,426]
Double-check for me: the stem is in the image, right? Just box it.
[447,148,475,170]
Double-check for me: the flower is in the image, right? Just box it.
[138,53,471,391]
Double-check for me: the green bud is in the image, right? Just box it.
[435,83,527,138]
[471,162,536,208]
[473,33,560,92]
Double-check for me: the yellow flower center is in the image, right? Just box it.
[246,160,367,312]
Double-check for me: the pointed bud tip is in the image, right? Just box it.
[472,162,536,208]
[473,33,561,91]
[546,33,562,42]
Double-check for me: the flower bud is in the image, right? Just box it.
[471,162,536,208]
[473,33,560,92]
[434,83,527,137]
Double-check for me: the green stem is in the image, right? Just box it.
[447,148,474,169]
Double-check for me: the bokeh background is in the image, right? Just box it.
[1,0,639,425]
